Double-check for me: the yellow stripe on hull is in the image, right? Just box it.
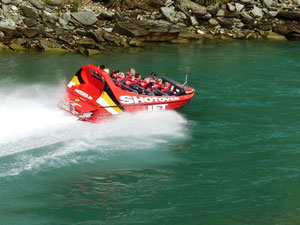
[99,91,123,114]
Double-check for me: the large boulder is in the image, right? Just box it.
[2,0,11,4]
[251,6,264,18]
[9,43,26,51]
[20,5,38,18]
[113,20,180,42]
[24,18,39,27]
[235,3,244,12]
[274,22,300,38]
[76,38,97,48]
[46,0,66,6]
[113,22,148,37]
[176,0,207,17]
[102,31,128,47]
[147,0,168,8]
[30,0,44,9]
[266,32,287,41]
[71,11,98,26]
[160,7,179,24]
[276,10,300,21]
[87,29,106,43]
[263,0,278,9]
[17,27,38,38]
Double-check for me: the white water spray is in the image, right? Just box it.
[0,82,188,177]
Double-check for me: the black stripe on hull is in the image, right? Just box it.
[104,83,125,111]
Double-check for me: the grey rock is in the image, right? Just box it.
[147,0,168,9]
[98,11,114,20]
[216,9,225,17]
[46,0,65,6]
[177,0,207,16]
[11,0,20,6]
[63,10,72,23]
[190,16,198,26]
[24,18,38,27]
[0,31,4,41]
[58,17,67,27]
[217,17,234,27]
[88,28,105,43]
[11,5,18,11]
[221,3,226,9]
[251,6,264,18]
[295,0,300,6]
[203,13,212,20]
[227,3,235,12]
[42,10,58,24]
[207,4,219,16]
[268,11,277,17]
[263,0,279,8]
[209,18,218,25]
[30,0,44,9]
[17,27,38,37]
[21,5,38,18]
[276,10,300,20]
[241,11,253,20]
[113,20,180,42]
[177,11,187,20]
[2,5,10,17]
[235,3,244,12]
[2,0,11,4]
[0,19,16,27]
[160,7,179,23]
[266,32,287,41]
[71,11,98,26]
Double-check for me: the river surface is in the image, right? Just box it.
[0,41,300,225]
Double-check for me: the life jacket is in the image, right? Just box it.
[140,80,147,88]
[125,80,133,87]
[161,82,171,92]
[133,78,141,84]
[152,83,161,90]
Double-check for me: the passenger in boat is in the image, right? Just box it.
[139,77,149,89]
[133,73,142,84]
[130,68,136,77]
[149,72,157,82]
[116,73,125,87]
[104,68,110,74]
[161,81,173,95]
[152,78,163,90]
[110,70,117,78]
[125,72,131,79]
[100,65,105,70]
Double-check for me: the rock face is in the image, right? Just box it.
[0,0,299,55]
[71,11,98,26]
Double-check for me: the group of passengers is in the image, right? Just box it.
[100,65,173,96]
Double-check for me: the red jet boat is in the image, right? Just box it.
[58,64,195,122]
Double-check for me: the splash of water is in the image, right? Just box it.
[0,83,188,177]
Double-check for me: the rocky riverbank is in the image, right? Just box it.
[0,0,299,55]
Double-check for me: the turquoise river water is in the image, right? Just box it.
[0,41,300,225]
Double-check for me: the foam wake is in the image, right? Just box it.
[0,83,187,177]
